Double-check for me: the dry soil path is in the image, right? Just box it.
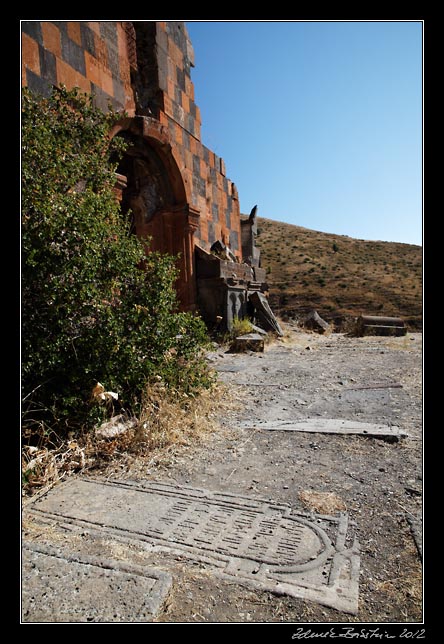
[22,327,423,624]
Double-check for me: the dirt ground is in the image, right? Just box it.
[22,324,423,624]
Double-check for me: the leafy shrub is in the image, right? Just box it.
[22,86,211,438]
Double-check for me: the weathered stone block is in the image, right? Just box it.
[42,22,62,58]
[230,333,265,353]
[22,21,43,45]
[67,22,82,46]
[80,23,96,57]
[26,69,52,98]
[302,309,330,334]
[56,58,91,93]
[61,31,86,75]
[39,46,57,85]
[22,32,41,76]
[230,230,239,252]
[353,315,406,337]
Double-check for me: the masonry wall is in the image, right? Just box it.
[144,22,242,257]
[21,20,242,259]
[21,21,136,114]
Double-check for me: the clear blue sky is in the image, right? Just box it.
[186,21,423,246]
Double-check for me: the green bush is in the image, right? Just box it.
[22,86,211,437]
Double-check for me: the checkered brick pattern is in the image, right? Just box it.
[22,21,136,114]
[21,20,242,258]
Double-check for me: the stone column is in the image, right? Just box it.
[183,205,200,311]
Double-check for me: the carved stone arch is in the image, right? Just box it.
[110,116,192,205]
[111,116,199,311]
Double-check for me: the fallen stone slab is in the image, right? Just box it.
[229,333,265,353]
[250,323,268,336]
[249,291,284,336]
[240,418,407,441]
[302,310,330,334]
[21,541,172,623]
[27,477,360,614]
[353,315,407,337]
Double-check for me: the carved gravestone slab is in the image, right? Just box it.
[27,478,360,613]
[22,542,172,622]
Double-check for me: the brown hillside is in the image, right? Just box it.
[250,217,422,329]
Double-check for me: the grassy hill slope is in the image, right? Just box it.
[252,217,422,329]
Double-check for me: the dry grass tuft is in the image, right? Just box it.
[230,316,255,338]
[374,570,422,602]
[21,440,93,498]
[22,379,234,497]
[298,490,347,514]
[372,534,423,613]
[382,335,419,351]
[134,380,222,452]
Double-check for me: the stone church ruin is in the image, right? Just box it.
[22,21,276,331]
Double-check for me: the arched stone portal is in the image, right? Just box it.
[112,116,200,312]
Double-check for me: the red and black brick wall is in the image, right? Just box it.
[21,20,242,259]
[21,21,136,114]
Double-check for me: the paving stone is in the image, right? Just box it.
[21,541,172,623]
[27,478,360,614]
[240,418,407,441]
